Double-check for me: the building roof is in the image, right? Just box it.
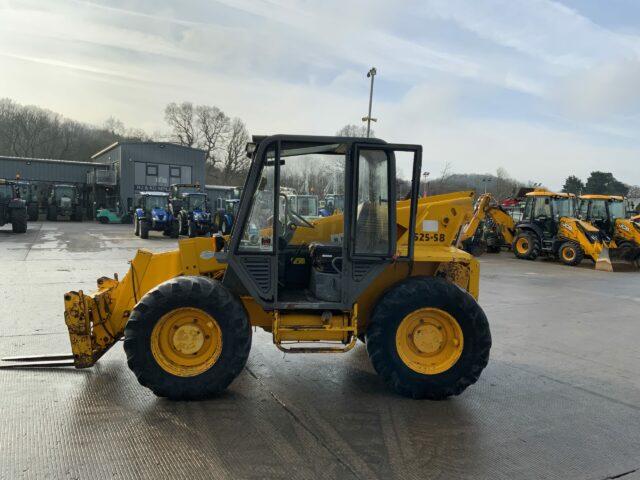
[0,155,99,167]
[91,141,207,159]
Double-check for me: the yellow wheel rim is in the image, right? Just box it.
[562,247,576,262]
[395,308,464,375]
[516,237,529,254]
[151,307,222,377]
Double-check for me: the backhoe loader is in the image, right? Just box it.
[578,195,640,265]
[2,135,491,400]
[458,193,516,255]
[512,190,612,271]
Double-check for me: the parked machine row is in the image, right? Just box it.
[459,189,640,270]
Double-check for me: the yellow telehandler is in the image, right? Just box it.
[578,195,640,265]
[2,135,491,400]
[512,190,612,271]
[458,193,517,255]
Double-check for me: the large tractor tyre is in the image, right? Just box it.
[72,207,83,222]
[46,205,57,221]
[558,241,584,266]
[616,241,640,264]
[27,205,39,221]
[188,220,197,238]
[134,217,140,236]
[212,211,224,234]
[124,276,252,400]
[366,276,491,400]
[11,209,27,233]
[140,220,150,239]
[170,220,180,239]
[513,231,540,260]
[179,215,189,236]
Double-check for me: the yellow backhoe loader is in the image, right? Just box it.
[578,195,640,266]
[512,190,612,271]
[2,135,492,400]
[458,193,516,255]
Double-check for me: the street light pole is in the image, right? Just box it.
[362,67,377,138]
[423,171,430,197]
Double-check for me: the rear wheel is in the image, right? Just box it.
[98,216,109,224]
[27,205,39,221]
[124,276,251,400]
[140,220,150,239]
[558,241,584,266]
[46,205,57,221]
[366,276,491,399]
[513,231,540,260]
[170,220,179,239]
[11,209,27,233]
[188,220,196,238]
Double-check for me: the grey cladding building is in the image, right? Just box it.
[91,142,207,211]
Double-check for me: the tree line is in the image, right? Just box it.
[1,99,638,197]
[561,172,632,196]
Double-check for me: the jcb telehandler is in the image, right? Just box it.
[458,193,516,255]
[512,190,612,271]
[579,195,640,265]
[0,179,27,233]
[2,136,491,400]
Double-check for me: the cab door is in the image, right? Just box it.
[344,143,421,304]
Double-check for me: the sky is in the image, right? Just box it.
[1,0,640,189]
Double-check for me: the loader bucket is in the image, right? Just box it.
[595,246,613,272]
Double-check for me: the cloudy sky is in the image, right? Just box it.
[1,0,640,188]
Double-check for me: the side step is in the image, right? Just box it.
[273,310,358,354]
[0,353,75,369]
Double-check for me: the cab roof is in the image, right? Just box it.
[525,190,573,198]
[580,194,624,201]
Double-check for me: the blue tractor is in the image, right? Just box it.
[169,184,212,237]
[133,192,178,239]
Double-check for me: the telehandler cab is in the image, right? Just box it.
[579,195,640,265]
[512,190,612,271]
[2,135,491,400]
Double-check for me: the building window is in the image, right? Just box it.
[170,166,181,178]
[146,164,158,176]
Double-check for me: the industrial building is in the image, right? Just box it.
[90,142,206,212]
[0,142,207,217]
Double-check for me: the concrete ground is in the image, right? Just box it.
[1,221,639,480]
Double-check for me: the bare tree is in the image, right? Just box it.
[221,118,250,182]
[164,102,198,147]
[336,124,374,138]
[196,105,230,168]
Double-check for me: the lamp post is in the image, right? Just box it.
[423,171,431,197]
[482,177,492,194]
[362,67,377,138]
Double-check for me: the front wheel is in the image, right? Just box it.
[140,220,150,239]
[513,231,540,260]
[558,241,584,266]
[98,216,109,224]
[11,209,27,233]
[366,276,491,399]
[188,220,197,238]
[134,217,140,236]
[123,276,252,400]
